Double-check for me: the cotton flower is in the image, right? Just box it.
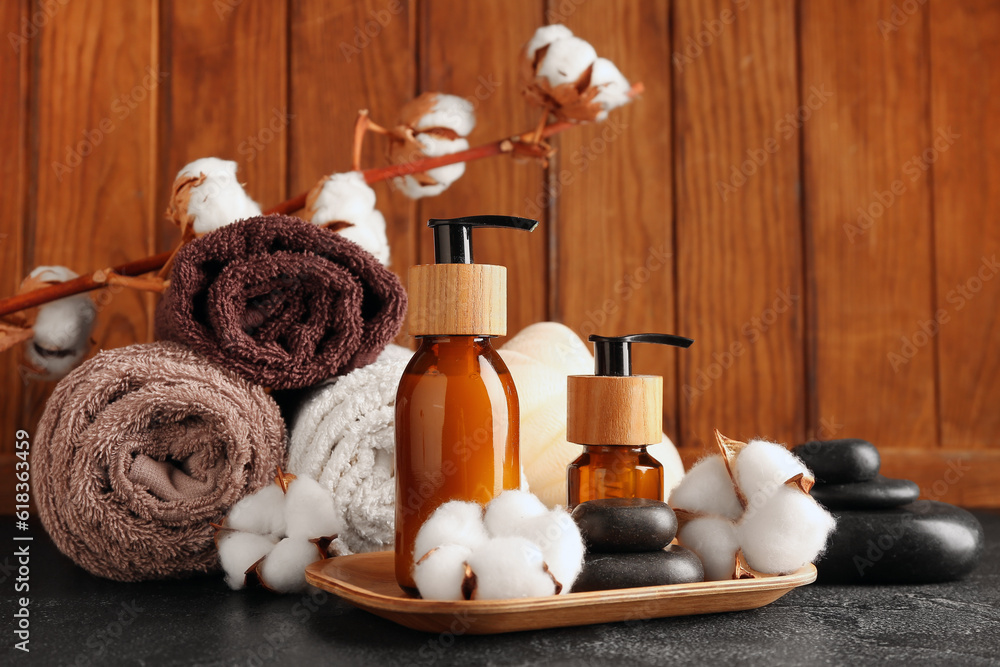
[670,430,835,580]
[304,171,391,265]
[217,471,346,593]
[522,24,637,123]
[389,92,475,199]
[0,266,97,380]
[166,157,262,237]
[412,490,584,600]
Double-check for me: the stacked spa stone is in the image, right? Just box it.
[569,498,704,592]
[793,438,984,584]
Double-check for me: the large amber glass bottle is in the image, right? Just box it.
[394,215,537,595]
[394,335,519,593]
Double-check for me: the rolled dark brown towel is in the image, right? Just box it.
[34,342,287,582]
[154,214,407,389]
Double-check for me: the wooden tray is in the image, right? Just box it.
[305,551,816,634]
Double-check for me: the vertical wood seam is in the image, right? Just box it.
[668,0,682,448]
[21,0,40,424]
[543,0,556,323]
[795,0,816,442]
[147,0,161,340]
[924,0,943,449]
[284,0,293,203]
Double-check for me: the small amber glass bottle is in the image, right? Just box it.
[394,215,537,595]
[565,334,693,508]
[567,444,663,507]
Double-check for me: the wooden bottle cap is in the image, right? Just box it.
[407,264,506,336]
[566,375,663,445]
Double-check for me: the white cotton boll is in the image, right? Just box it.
[537,36,598,87]
[737,486,836,575]
[284,477,344,540]
[735,440,810,512]
[590,57,631,121]
[226,484,287,538]
[308,171,377,229]
[413,94,475,137]
[483,490,549,536]
[392,135,469,199]
[177,157,262,234]
[678,517,740,581]
[414,544,472,601]
[23,266,96,380]
[258,537,321,593]
[514,509,584,593]
[413,501,488,562]
[466,536,557,599]
[669,455,743,520]
[524,24,574,63]
[335,209,390,266]
[218,531,278,590]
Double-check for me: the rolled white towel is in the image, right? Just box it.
[287,344,412,552]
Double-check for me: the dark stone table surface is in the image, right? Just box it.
[3,510,998,667]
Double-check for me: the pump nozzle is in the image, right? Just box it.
[427,216,538,264]
[589,333,694,377]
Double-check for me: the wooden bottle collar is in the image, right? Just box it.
[407,264,507,336]
[567,374,663,446]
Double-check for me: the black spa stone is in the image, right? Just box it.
[810,474,920,510]
[571,498,677,552]
[792,438,880,484]
[816,500,984,584]
[570,546,705,592]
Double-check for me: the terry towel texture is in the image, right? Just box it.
[154,214,407,390]
[34,342,287,582]
[287,344,412,553]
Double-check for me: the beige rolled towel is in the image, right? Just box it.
[498,322,685,507]
[34,342,287,581]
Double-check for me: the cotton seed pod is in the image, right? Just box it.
[521,24,636,123]
[304,171,391,265]
[464,536,558,600]
[0,266,98,381]
[413,544,473,601]
[413,500,489,563]
[672,430,835,579]
[166,157,262,237]
[218,531,278,590]
[389,92,475,199]
[256,536,322,594]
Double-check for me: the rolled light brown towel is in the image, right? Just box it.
[34,342,287,582]
[154,214,407,390]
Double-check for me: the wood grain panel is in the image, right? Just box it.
[158,0,287,253]
[28,0,158,427]
[674,0,804,449]
[416,0,548,340]
[554,1,678,439]
[0,0,29,512]
[929,0,1000,450]
[1,0,28,434]
[289,0,416,343]
[801,0,936,449]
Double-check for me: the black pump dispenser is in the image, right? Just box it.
[428,216,538,264]
[589,333,694,377]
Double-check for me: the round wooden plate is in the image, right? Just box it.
[305,551,817,634]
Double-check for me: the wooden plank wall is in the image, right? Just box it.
[1,0,998,507]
